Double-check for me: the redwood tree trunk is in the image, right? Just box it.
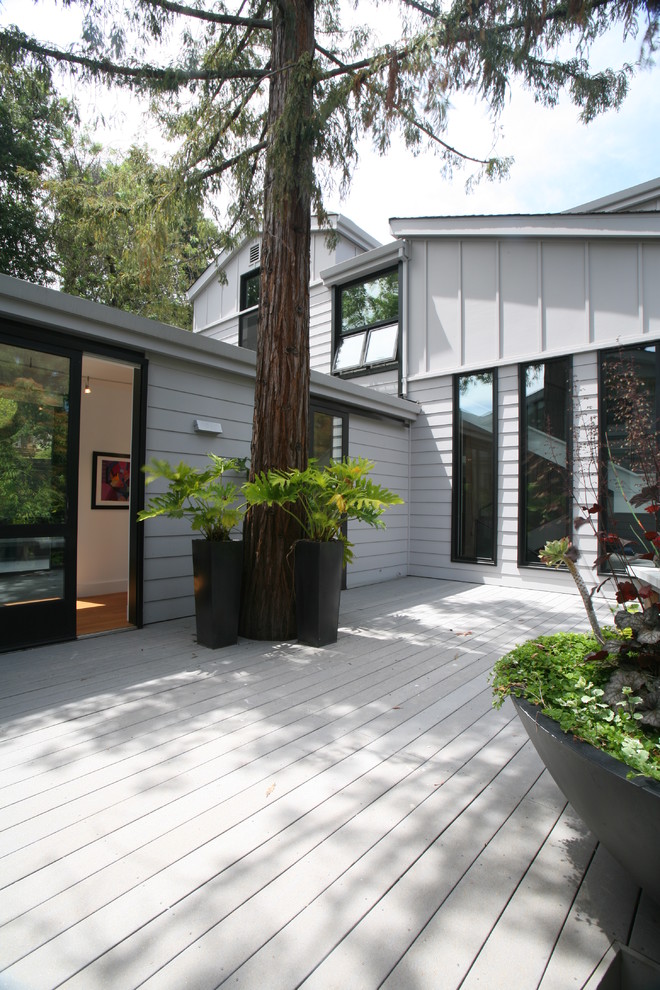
[239,0,315,640]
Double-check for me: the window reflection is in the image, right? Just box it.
[0,536,65,604]
[601,345,657,559]
[520,359,571,564]
[454,372,496,562]
[0,343,69,526]
[334,268,399,374]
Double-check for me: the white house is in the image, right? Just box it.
[0,273,415,652]
[2,176,659,652]
[189,176,660,601]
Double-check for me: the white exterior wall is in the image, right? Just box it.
[407,367,579,595]
[406,237,660,379]
[139,354,417,620]
[346,414,410,588]
[309,280,332,372]
[141,356,254,624]
[191,222,378,347]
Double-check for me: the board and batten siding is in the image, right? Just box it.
[406,237,660,378]
[346,414,410,588]
[141,356,254,624]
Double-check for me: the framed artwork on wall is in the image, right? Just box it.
[92,452,130,508]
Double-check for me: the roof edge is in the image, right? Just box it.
[389,213,660,239]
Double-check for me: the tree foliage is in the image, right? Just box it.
[46,143,220,327]
[2,0,656,637]
[0,45,73,282]
[3,0,656,248]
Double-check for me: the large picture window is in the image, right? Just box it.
[519,358,572,565]
[239,270,259,350]
[601,344,660,561]
[453,371,497,563]
[333,269,399,375]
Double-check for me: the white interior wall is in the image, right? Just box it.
[77,359,133,597]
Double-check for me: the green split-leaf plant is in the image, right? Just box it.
[138,455,248,542]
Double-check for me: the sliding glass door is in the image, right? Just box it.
[0,336,81,650]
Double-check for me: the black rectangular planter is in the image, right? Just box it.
[294,539,343,647]
[192,539,243,648]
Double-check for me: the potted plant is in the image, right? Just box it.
[492,532,660,905]
[138,454,247,648]
[244,457,403,646]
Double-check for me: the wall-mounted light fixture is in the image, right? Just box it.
[84,377,92,394]
[193,419,223,435]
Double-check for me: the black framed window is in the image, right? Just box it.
[519,358,572,565]
[309,402,348,465]
[452,370,497,563]
[600,344,660,561]
[239,270,260,350]
[333,268,399,375]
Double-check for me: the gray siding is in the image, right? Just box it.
[406,237,660,380]
[309,280,332,372]
[406,368,582,596]
[141,356,254,624]
[346,414,410,588]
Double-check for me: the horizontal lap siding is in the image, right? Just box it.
[310,282,332,373]
[142,356,254,624]
[407,370,578,595]
[346,415,410,587]
[407,377,453,579]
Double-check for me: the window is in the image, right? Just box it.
[453,371,497,563]
[309,403,347,465]
[519,359,572,565]
[333,269,399,374]
[601,344,659,560]
[239,270,260,350]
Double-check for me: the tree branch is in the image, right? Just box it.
[197,139,267,181]
[400,0,439,17]
[140,0,271,29]
[317,0,619,84]
[392,102,497,166]
[0,29,268,86]
[314,41,348,69]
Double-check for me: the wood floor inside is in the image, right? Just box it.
[76,592,132,636]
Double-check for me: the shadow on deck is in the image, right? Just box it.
[1,577,658,989]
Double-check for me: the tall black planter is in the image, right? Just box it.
[192,539,242,648]
[513,696,660,905]
[294,539,343,647]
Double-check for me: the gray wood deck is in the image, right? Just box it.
[1,577,658,990]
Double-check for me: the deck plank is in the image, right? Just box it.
[1,577,657,990]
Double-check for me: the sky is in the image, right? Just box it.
[2,0,659,244]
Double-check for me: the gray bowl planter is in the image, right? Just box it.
[513,696,660,906]
[596,946,660,990]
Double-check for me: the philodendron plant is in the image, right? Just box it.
[244,457,404,563]
[138,454,247,541]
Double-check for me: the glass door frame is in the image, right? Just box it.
[0,318,148,652]
[0,324,82,649]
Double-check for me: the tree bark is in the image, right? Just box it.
[239,0,315,640]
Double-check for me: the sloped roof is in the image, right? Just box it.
[187,214,380,302]
[564,176,660,213]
